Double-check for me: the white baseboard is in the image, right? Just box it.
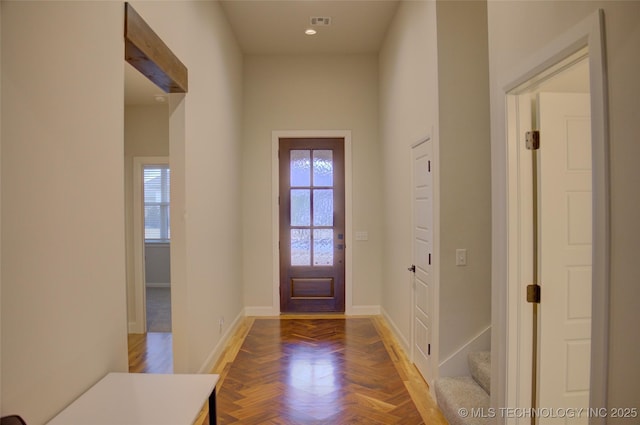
[438,325,491,378]
[145,282,171,288]
[243,306,278,316]
[244,305,381,316]
[128,321,142,334]
[380,307,411,354]
[197,309,245,374]
[348,305,381,315]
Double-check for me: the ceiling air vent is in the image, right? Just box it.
[310,16,332,26]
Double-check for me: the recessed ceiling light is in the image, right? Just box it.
[305,28,317,36]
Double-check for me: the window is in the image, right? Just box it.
[289,149,335,266]
[144,165,170,242]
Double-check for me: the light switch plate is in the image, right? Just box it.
[355,231,369,241]
[456,249,467,266]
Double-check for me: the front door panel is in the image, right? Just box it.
[279,138,345,313]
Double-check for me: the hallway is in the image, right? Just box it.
[4,2,638,423]
[189,316,446,424]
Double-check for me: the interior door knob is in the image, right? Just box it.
[408,265,416,273]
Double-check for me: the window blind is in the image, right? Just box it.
[143,165,170,241]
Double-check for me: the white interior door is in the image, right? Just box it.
[538,92,592,423]
[509,94,536,420]
[411,139,434,385]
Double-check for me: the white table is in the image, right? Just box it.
[47,373,219,425]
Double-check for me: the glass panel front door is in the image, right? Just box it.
[279,138,345,312]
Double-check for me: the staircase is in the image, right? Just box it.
[434,351,491,425]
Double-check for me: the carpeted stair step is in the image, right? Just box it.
[434,376,491,425]
[468,351,491,395]
[434,351,491,425]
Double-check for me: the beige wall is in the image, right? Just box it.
[379,0,492,371]
[1,1,244,421]
[435,0,491,364]
[242,54,382,311]
[379,0,440,347]
[487,1,640,417]
[129,1,244,373]
[124,105,169,325]
[1,2,127,424]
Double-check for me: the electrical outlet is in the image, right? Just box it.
[456,249,467,266]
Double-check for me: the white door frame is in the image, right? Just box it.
[132,156,170,334]
[410,134,440,394]
[494,9,609,421]
[271,130,353,315]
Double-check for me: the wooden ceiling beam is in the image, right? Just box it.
[124,3,188,93]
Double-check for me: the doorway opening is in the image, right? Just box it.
[491,10,610,418]
[507,49,592,422]
[278,138,346,313]
[124,61,173,372]
[139,160,172,333]
[128,157,172,374]
[501,10,610,418]
[123,3,187,374]
[271,130,353,315]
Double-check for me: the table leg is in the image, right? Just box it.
[208,387,217,425]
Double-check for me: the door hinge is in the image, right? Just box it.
[428,343,431,356]
[525,130,540,150]
[527,284,541,303]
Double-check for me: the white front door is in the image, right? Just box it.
[538,92,592,422]
[411,139,434,385]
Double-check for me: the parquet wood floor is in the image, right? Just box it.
[213,317,448,425]
[127,332,173,374]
